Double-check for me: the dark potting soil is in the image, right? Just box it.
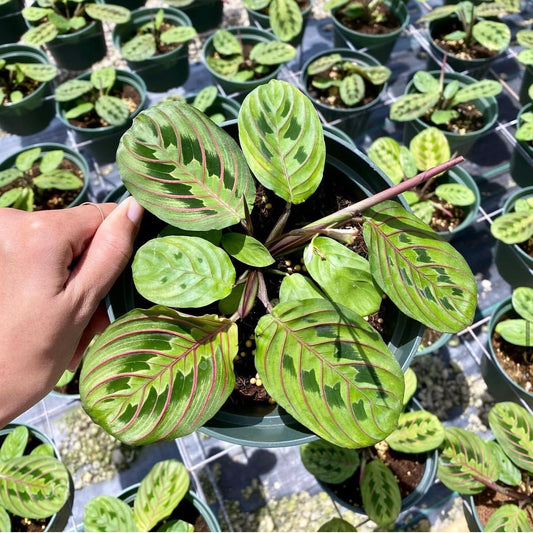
[420,327,445,350]
[67,84,142,129]
[335,2,401,34]
[518,236,533,259]
[0,74,39,104]
[127,21,184,56]
[420,102,485,135]
[210,43,277,81]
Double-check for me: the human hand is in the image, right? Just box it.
[0,198,143,426]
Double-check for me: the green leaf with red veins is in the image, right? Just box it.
[254,298,404,448]
[80,306,238,445]
[484,505,531,533]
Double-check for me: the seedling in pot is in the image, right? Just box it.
[0,58,57,104]
[493,286,533,348]
[490,193,533,246]
[0,146,84,211]
[438,401,533,530]
[515,109,533,143]
[367,127,476,230]
[120,8,196,62]
[321,0,401,32]
[21,0,130,47]
[79,80,476,450]
[389,69,502,130]
[54,67,132,128]
[206,28,296,81]
[306,52,391,108]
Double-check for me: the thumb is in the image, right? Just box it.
[67,196,144,313]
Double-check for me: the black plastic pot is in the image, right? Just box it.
[110,0,145,8]
[178,0,223,33]
[56,69,147,164]
[510,103,533,188]
[0,44,56,136]
[185,92,240,123]
[519,65,533,107]
[0,0,26,45]
[112,6,192,92]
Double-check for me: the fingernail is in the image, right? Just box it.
[126,197,144,226]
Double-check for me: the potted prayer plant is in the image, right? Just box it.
[0,143,89,211]
[185,85,240,124]
[0,44,57,136]
[367,127,480,240]
[321,0,409,63]
[481,286,533,409]
[112,6,196,92]
[390,69,501,155]
[0,0,26,45]
[78,80,476,451]
[83,459,220,532]
[439,402,533,531]
[165,0,223,33]
[515,29,533,106]
[202,27,296,99]
[54,66,147,164]
[300,48,391,138]
[490,186,533,289]
[21,0,130,71]
[417,1,514,77]
[510,103,533,188]
[0,423,73,532]
[300,370,444,529]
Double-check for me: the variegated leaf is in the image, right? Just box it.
[39,149,63,173]
[399,146,417,178]
[361,460,401,528]
[117,101,256,231]
[121,34,157,62]
[270,0,303,42]
[54,79,94,102]
[0,426,28,462]
[472,20,510,51]
[417,4,459,22]
[0,169,22,188]
[0,455,70,519]
[403,367,417,406]
[517,29,533,48]
[389,92,440,122]
[367,137,403,185]
[518,49,533,65]
[386,410,444,453]
[435,184,476,207]
[363,201,477,333]
[489,402,533,474]
[307,53,342,76]
[17,63,57,83]
[132,236,235,308]
[411,200,434,225]
[339,73,364,107]
[238,80,325,204]
[133,460,189,531]
[160,26,197,45]
[192,85,218,113]
[255,298,404,448]
[491,211,533,244]
[317,518,356,532]
[80,306,238,445]
[413,71,440,94]
[437,427,499,494]
[451,79,502,106]
[22,21,58,46]
[95,95,130,127]
[484,504,531,532]
[213,29,242,55]
[300,439,360,484]
[515,196,533,210]
[206,55,242,77]
[496,319,533,347]
[486,441,522,486]
[409,127,451,171]
[250,41,296,65]
[16,147,41,172]
[83,496,137,532]
[85,3,131,24]
[516,120,533,141]
[33,171,83,191]
[221,233,275,267]
[512,287,533,323]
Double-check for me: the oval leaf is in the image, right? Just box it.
[386,410,444,453]
[495,319,533,346]
[0,426,28,462]
[34,171,83,190]
[403,367,417,406]
[484,504,531,532]
[221,233,275,267]
[270,0,303,42]
[435,183,476,207]
[491,211,533,244]
[279,273,325,303]
[367,137,403,185]
[513,287,533,322]
[0,169,22,188]
[409,127,451,171]
[83,496,137,532]
[486,441,522,486]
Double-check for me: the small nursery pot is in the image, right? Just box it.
[401,70,498,156]
[185,92,240,123]
[415,330,453,356]
[331,0,409,64]
[493,186,533,288]
[0,44,56,136]
[519,65,533,107]
[56,69,147,164]
[119,483,220,532]
[300,48,388,139]
[179,0,223,33]
[0,0,26,45]
[112,6,192,92]
[510,103,533,188]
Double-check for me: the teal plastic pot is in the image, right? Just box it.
[246,0,313,47]
[416,330,453,356]
[0,44,56,136]
[480,297,533,409]
[202,26,285,99]
[113,6,192,92]
[401,70,498,156]
[106,122,422,447]
[119,484,220,532]
[185,92,240,123]
[493,187,533,288]
[322,123,356,147]
[300,48,388,139]
[315,398,438,515]
[56,69,147,164]
[510,103,533,188]
[331,0,409,64]
[0,423,74,532]
[462,494,485,532]
[178,0,223,33]
[0,143,90,210]
[0,0,26,45]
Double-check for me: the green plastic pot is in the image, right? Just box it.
[112,6,192,92]
[415,330,453,356]
[119,484,220,532]
[331,0,409,64]
[401,70,499,156]
[0,142,90,210]
[245,0,313,47]
[510,103,533,188]
[105,122,422,448]
[202,26,286,100]
[519,65,533,107]
[0,423,74,532]
[111,0,145,7]
[177,0,223,33]
[493,186,533,288]
[0,0,26,45]
[0,44,56,136]
[300,48,388,139]
[56,69,147,164]
[185,92,240,123]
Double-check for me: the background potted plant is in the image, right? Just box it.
[78,80,476,451]
[510,103,533,188]
[0,0,26,45]
[0,43,57,136]
[300,48,391,138]
[83,459,220,532]
[112,6,196,92]
[184,84,240,124]
[515,29,533,106]
[0,143,89,211]
[54,66,147,164]
[165,0,223,33]
[21,0,130,71]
